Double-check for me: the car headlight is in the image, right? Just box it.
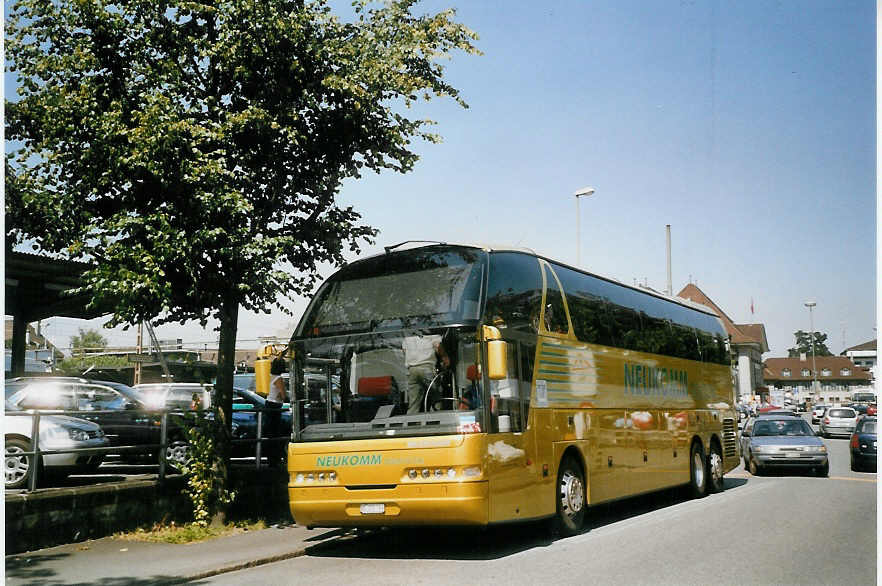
[752,445,773,453]
[69,429,91,441]
[809,445,827,453]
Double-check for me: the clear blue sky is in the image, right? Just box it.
[19,0,876,358]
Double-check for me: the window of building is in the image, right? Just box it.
[821,368,831,377]
[782,368,791,377]
[801,368,810,377]
[841,368,851,376]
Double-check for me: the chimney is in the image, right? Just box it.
[800,353,807,362]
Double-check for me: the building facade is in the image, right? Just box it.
[677,284,769,404]
[841,339,877,390]
[764,355,873,405]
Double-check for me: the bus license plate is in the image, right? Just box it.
[360,503,385,514]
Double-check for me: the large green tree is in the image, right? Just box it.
[787,330,833,357]
[6,0,478,503]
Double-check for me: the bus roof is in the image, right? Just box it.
[351,241,721,320]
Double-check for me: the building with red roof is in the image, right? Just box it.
[677,283,769,403]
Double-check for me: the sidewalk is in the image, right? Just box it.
[5,523,344,584]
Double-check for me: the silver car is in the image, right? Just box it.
[819,407,859,438]
[741,416,828,477]
[811,404,827,424]
[5,401,109,489]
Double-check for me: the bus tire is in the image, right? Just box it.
[553,456,586,537]
[689,441,708,498]
[708,441,724,493]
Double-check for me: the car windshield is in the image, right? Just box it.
[753,419,813,436]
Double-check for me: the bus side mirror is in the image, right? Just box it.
[255,358,271,397]
[482,325,507,380]
[487,340,507,380]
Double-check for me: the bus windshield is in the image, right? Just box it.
[297,246,486,338]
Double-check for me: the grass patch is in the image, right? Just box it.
[117,519,269,544]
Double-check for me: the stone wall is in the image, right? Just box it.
[6,469,290,554]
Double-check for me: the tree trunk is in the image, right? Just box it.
[213,295,239,524]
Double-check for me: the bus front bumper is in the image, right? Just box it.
[289,481,489,528]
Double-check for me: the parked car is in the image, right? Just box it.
[852,403,869,416]
[741,416,828,477]
[5,400,109,489]
[756,409,800,418]
[819,407,859,438]
[811,405,828,424]
[230,387,293,458]
[850,416,877,472]
[5,377,174,461]
[134,383,212,411]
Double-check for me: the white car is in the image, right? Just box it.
[134,383,212,411]
[5,402,109,489]
[819,406,859,438]
[811,405,827,424]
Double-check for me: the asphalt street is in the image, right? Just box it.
[201,416,876,586]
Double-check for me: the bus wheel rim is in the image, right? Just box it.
[560,470,584,518]
[709,451,723,486]
[692,451,704,488]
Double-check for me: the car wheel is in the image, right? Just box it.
[552,456,586,537]
[748,455,762,476]
[165,441,191,472]
[708,442,724,493]
[689,441,708,498]
[5,437,34,490]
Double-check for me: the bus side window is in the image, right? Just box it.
[541,264,569,335]
[519,342,535,429]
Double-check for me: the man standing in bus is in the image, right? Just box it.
[266,357,287,467]
[404,334,450,413]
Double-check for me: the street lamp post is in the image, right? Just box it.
[573,186,596,267]
[805,301,818,402]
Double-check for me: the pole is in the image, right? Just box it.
[134,322,143,385]
[665,224,672,295]
[573,187,595,268]
[809,305,818,400]
[575,195,581,267]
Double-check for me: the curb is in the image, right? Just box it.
[183,546,310,582]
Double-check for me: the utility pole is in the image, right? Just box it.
[134,322,143,385]
[665,224,672,295]
[805,301,818,402]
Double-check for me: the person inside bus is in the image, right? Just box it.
[404,334,451,413]
[265,357,287,467]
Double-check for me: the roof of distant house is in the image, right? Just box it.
[841,339,877,354]
[764,356,872,382]
[676,283,769,352]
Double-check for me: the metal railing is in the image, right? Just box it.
[5,406,291,492]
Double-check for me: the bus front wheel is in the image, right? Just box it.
[553,457,585,536]
[689,441,708,499]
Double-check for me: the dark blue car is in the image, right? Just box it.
[850,416,877,472]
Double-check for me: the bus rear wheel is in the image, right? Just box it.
[553,457,585,537]
[689,441,708,498]
[708,442,724,493]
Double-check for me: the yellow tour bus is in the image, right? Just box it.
[281,243,739,534]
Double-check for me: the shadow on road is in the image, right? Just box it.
[304,476,749,562]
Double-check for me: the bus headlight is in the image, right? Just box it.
[294,471,338,485]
